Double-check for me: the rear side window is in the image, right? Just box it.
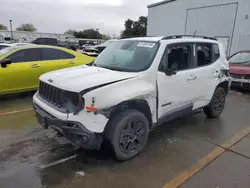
[7,48,41,63]
[197,43,212,67]
[41,48,75,61]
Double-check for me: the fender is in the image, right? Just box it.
[83,77,158,123]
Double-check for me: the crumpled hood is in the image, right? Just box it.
[39,65,138,92]
[229,64,250,74]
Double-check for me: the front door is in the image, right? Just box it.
[157,42,197,119]
[0,48,42,94]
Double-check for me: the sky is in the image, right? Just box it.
[0,0,159,36]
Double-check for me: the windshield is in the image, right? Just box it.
[229,52,250,65]
[102,40,115,46]
[94,40,159,72]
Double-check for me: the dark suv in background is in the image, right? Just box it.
[32,38,77,51]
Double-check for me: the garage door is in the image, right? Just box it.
[185,3,238,54]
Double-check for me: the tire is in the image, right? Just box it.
[204,87,226,118]
[105,109,149,161]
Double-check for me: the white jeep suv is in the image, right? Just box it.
[33,35,230,161]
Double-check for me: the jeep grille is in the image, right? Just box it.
[38,81,79,112]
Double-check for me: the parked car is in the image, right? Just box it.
[0,45,95,95]
[84,39,117,56]
[229,51,250,90]
[0,43,35,50]
[33,35,230,161]
[82,44,93,51]
[32,38,77,51]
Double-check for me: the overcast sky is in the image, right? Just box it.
[0,0,159,36]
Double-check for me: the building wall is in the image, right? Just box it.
[0,30,76,43]
[147,0,250,55]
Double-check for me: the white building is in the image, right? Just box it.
[147,0,250,56]
[0,30,77,43]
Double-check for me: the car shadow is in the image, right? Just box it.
[0,91,36,101]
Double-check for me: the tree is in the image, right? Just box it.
[101,34,111,40]
[82,29,102,39]
[0,24,8,30]
[64,28,103,39]
[16,23,37,32]
[64,29,76,35]
[121,16,147,38]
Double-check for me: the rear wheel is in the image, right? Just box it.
[204,87,226,118]
[105,110,149,161]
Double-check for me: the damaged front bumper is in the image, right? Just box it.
[33,103,103,150]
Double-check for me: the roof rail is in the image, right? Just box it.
[162,35,217,41]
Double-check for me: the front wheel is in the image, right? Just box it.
[105,110,149,161]
[204,87,226,118]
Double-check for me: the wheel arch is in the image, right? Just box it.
[216,81,229,94]
[106,99,153,130]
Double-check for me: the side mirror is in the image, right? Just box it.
[0,58,12,68]
[165,68,177,76]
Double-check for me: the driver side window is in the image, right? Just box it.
[159,43,193,72]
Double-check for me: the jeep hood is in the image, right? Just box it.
[39,65,138,93]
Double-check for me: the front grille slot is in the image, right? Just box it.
[38,81,80,113]
[39,81,63,107]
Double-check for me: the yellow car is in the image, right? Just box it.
[0,45,95,95]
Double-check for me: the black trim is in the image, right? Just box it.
[156,81,159,120]
[156,103,193,126]
[80,77,134,95]
[161,102,171,107]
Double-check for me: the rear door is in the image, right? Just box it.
[191,42,222,109]
[0,48,42,93]
[41,48,77,72]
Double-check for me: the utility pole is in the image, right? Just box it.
[96,28,99,44]
[9,20,13,43]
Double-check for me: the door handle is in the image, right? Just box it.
[187,75,197,81]
[31,64,40,68]
[68,61,75,64]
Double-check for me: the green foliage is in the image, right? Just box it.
[64,28,111,39]
[101,34,111,40]
[121,16,147,38]
[16,23,37,32]
[0,24,8,30]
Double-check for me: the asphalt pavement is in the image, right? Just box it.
[0,90,250,188]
